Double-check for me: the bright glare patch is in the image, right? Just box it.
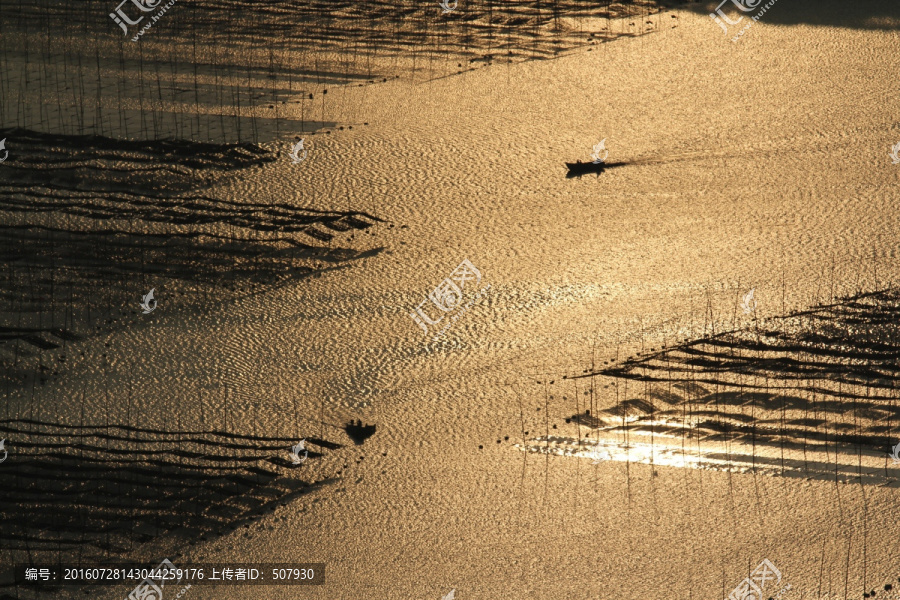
[517,428,900,486]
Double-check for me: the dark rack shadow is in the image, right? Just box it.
[0,0,690,146]
[567,288,900,474]
[0,418,344,596]
[0,129,387,369]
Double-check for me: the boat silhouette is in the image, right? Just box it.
[565,160,605,175]
[565,160,627,178]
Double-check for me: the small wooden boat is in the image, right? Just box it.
[565,160,605,175]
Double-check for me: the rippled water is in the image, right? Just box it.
[2,2,900,599]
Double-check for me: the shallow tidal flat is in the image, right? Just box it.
[2,1,900,599]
